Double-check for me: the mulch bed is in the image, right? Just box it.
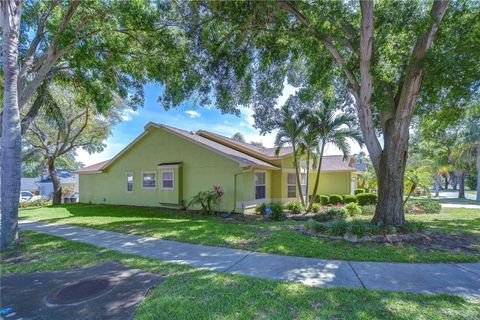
[403,232,480,255]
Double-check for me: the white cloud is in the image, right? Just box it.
[120,109,138,122]
[76,141,126,166]
[185,110,201,118]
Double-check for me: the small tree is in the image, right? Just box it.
[273,99,307,207]
[305,100,363,212]
[231,132,246,143]
[25,86,122,204]
[403,166,432,204]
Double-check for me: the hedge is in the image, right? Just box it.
[354,188,365,195]
[343,195,357,203]
[328,194,343,205]
[357,193,378,206]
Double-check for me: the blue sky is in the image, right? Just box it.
[76,83,363,166]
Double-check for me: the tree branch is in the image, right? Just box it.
[394,0,449,142]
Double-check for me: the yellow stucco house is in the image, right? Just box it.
[77,122,357,213]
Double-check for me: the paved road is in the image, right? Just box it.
[20,220,480,299]
[433,191,477,200]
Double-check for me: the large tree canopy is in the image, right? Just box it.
[1,0,206,134]
[173,0,480,224]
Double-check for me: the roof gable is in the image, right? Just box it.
[196,130,293,160]
[76,123,279,173]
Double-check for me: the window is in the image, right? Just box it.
[255,171,266,200]
[126,173,133,192]
[142,172,156,189]
[161,170,174,190]
[300,173,307,197]
[287,173,297,198]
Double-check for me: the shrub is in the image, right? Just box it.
[398,221,427,233]
[354,188,365,195]
[365,223,382,235]
[305,221,328,233]
[19,198,51,208]
[312,213,329,222]
[361,205,376,215]
[188,186,224,214]
[286,202,304,215]
[404,200,441,215]
[269,202,286,221]
[350,220,367,237]
[343,195,357,204]
[345,202,362,216]
[357,193,377,206]
[328,220,349,236]
[311,203,321,213]
[318,195,329,205]
[325,207,347,220]
[255,203,268,215]
[328,194,343,205]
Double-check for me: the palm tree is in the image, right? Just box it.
[456,116,480,201]
[404,165,432,204]
[297,119,320,209]
[306,101,363,212]
[1,0,23,250]
[274,104,307,207]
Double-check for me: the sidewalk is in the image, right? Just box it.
[20,220,480,299]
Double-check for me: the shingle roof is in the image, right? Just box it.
[196,130,293,159]
[75,160,110,173]
[320,155,356,172]
[162,125,278,169]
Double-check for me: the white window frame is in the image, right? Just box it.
[125,172,134,193]
[254,170,267,200]
[161,170,175,190]
[300,172,307,197]
[287,173,296,198]
[142,171,157,189]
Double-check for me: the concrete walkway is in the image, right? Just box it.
[20,220,480,299]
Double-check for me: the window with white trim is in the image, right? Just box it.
[161,170,174,190]
[287,173,296,198]
[142,172,156,189]
[300,173,307,197]
[254,171,266,200]
[126,173,133,192]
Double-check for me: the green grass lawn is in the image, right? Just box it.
[19,204,480,263]
[431,197,480,206]
[2,231,479,320]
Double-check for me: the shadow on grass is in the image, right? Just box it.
[5,231,477,320]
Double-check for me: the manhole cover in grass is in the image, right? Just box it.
[46,278,112,305]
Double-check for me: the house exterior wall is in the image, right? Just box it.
[276,155,353,199]
[79,128,252,212]
[79,127,354,213]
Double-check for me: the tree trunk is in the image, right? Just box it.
[477,144,480,202]
[1,0,23,251]
[434,172,441,197]
[444,175,449,190]
[458,171,465,199]
[372,134,408,226]
[452,174,457,190]
[47,157,62,205]
[291,144,305,207]
[304,151,310,212]
[307,142,325,212]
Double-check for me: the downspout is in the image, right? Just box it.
[233,167,253,213]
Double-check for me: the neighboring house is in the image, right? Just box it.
[36,169,79,198]
[77,123,357,213]
[21,177,40,194]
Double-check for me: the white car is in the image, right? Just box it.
[20,191,34,202]
[20,191,43,202]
